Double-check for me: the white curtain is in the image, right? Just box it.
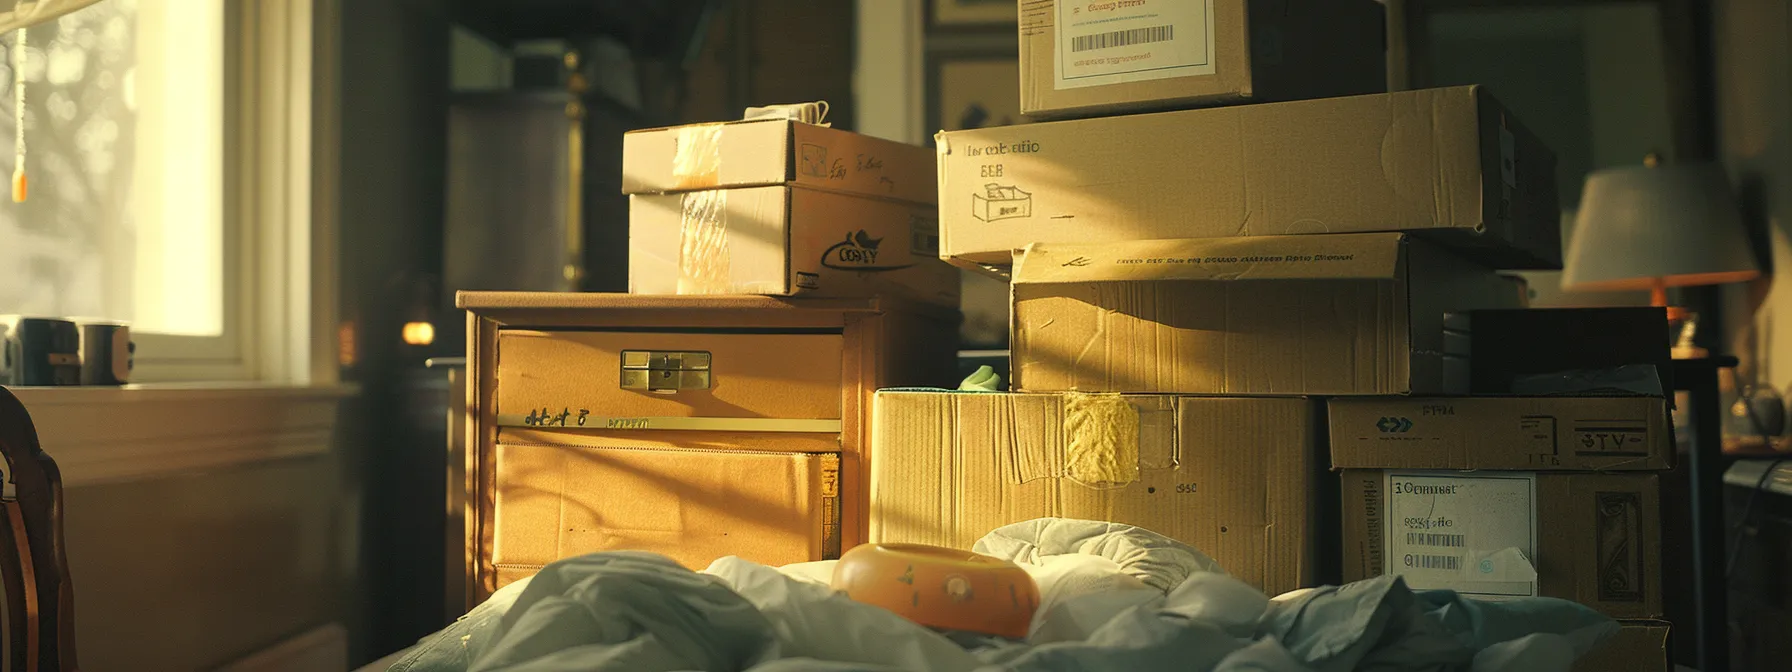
[0,0,104,34]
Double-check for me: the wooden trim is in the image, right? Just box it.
[840,312,872,550]
[216,623,348,672]
[137,0,339,386]
[444,366,467,623]
[9,385,350,488]
[466,313,499,609]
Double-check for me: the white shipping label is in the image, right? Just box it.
[1054,0,1216,90]
[1382,472,1539,598]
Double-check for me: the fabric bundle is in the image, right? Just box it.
[387,518,1616,672]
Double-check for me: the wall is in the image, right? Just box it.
[63,457,353,671]
[1714,1,1792,667]
[682,1,856,128]
[1716,0,1792,387]
[336,0,454,661]
[1424,6,1671,309]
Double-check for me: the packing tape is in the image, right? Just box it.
[671,123,724,191]
[678,189,732,294]
[1062,393,1140,488]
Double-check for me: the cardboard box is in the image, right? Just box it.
[1019,0,1387,119]
[1328,395,1674,471]
[490,442,839,585]
[1010,233,1526,396]
[870,391,1328,596]
[1575,621,1669,672]
[1342,470,1662,618]
[937,86,1561,270]
[623,118,935,204]
[630,186,959,306]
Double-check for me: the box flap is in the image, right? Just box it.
[624,118,937,204]
[1012,233,1407,284]
[622,118,792,194]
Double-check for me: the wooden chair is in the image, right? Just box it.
[0,386,77,671]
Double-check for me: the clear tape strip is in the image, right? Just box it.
[678,189,732,294]
[672,123,724,191]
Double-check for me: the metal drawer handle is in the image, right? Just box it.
[620,350,712,393]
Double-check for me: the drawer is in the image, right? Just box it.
[490,442,840,581]
[496,330,843,420]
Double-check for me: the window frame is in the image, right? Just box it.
[129,0,337,385]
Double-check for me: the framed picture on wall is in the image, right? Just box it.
[925,51,1028,142]
[929,0,1016,28]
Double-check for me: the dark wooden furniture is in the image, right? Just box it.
[1672,356,1739,672]
[0,386,77,670]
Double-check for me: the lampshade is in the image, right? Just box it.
[0,0,104,34]
[1562,161,1760,292]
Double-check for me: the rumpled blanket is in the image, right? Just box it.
[385,518,1617,672]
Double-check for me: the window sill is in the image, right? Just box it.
[10,383,355,487]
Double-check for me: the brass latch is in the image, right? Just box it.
[620,350,712,393]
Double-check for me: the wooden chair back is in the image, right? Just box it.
[0,386,76,671]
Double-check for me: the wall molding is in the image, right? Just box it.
[10,384,353,488]
[217,623,349,672]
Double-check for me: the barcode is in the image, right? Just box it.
[1070,25,1175,52]
[1411,554,1460,571]
[1406,533,1466,548]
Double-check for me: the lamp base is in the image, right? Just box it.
[1649,278,1690,323]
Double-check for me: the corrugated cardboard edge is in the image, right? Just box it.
[1010,233,1407,284]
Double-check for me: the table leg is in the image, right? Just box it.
[1689,369,1729,671]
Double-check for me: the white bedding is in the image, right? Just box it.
[377,518,1618,672]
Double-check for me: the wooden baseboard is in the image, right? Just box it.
[215,623,348,672]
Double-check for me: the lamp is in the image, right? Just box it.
[1562,156,1760,321]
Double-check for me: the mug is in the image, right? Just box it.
[80,323,133,385]
[0,316,81,386]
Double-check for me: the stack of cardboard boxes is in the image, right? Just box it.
[869,2,1670,667]
[871,0,1549,597]
[474,0,1669,666]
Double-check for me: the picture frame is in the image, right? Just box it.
[923,46,1027,145]
[927,0,1017,28]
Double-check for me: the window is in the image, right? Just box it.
[0,0,331,384]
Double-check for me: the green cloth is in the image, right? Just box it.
[958,365,1003,392]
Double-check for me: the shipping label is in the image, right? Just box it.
[1055,0,1216,90]
[1382,471,1539,598]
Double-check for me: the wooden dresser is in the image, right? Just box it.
[456,292,958,607]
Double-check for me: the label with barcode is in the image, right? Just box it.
[1384,471,1538,598]
[1407,554,1460,571]
[1055,0,1215,90]
[1405,533,1466,548]
[1071,25,1174,52]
